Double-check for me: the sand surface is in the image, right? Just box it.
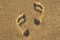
[0,0,60,40]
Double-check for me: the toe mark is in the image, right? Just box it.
[16,14,26,26]
[33,2,44,13]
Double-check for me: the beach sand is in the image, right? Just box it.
[0,0,60,40]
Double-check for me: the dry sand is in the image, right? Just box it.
[0,0,60,40]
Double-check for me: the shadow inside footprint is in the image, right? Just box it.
[34,18,40,25]
[23,29,30,37]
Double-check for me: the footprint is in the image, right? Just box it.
[16,14,26,26]
[33,2,44,25]
[33,2,44,13]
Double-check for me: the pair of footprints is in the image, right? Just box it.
[16,2,44,37]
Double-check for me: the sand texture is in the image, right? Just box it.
[0,0,60,40]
